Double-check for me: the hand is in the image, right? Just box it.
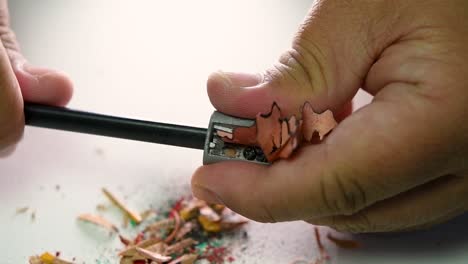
[192,0,468,233]
[0,0,72,154]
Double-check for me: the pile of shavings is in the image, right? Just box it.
[118,196,248,264]
[222,102,337,162]
[29,188,248,264]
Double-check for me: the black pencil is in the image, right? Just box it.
[23,103,207,150]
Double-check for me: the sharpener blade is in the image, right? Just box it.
[203,111,269,165]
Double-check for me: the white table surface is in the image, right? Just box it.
[1,1,468,263]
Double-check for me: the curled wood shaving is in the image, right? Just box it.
[77,213,118,233]
[230,102,337,162]
[326,233,361,249]
[167,254,198,264]
[302,102,337,140]
[164,210,182,244]
[102,188,142,224]
[165,238,197,255]
[135,247,171,263]
[119,238,161,256]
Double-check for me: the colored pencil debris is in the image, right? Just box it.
[29,252,73,264]
[26,178,361,263]
[77,213,119,233]
[118,196,248,264]
[221,102,337,162]
[102,187,143,224]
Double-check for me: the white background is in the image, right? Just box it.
[1,1,467,263]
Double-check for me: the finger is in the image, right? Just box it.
[0,41,23,149]
[0,1,73,106]
[307,175,468,233]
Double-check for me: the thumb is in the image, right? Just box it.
[206,1,381,119]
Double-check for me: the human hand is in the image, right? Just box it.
[0,0,72,154]
[192,0,468,233]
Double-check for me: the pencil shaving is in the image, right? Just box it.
[230,101,337,162]
[29,252,73,264]
[167,254,198,264]
[102,188,142,224]
[77,213,118,233]
[135,246,171,262]
[165,238,197,255]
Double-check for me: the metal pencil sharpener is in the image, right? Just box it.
[203,111,269,165]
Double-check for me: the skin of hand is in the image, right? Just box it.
[192,0,468,233]
[0,0,72,155]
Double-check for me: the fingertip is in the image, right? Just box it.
[37,71,74,106]
[14,63,74,106]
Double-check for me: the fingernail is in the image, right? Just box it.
[13,61,39,89]
[209,71,232,89]
[192,185,224,205]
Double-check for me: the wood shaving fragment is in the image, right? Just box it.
[165,238,197,255]
[144,218,175,233]
[31,210,36,222]
[164,210,181,243]
[135,247,171,262]
[145,242,168,254]
[119,238,161,256]
[176,222,194,240]
[102,188,142,224]
[16,206,29,214]
[119,235,132,246]
[122,214,130,228]
[302,102,337,141]
[199,205,221,222]
[140,209,156,221]
[229,102,337,162]
[96,204,108,211]
[77,213,118,233]
[179,200,205,221]
[167,254,198,264]
[29,252,73,264]
[211,204,225,213]
[326,233,361,249]
[198,215,221,233]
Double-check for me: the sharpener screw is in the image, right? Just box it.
[243,147,256,160]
